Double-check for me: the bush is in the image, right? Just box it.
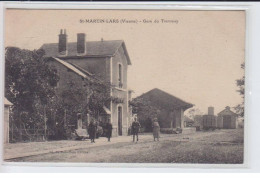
[203,126,210,131]
[176,128,182,133]
[160,128,174,134]
[195,126,201,131]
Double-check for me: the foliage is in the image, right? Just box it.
[234,62,245,117]
[58,78,111,127]
[185,107,203,120]
[5,47,112,141]
[5,47,59,138]
[130,97,160,132]
[160,128,175,134]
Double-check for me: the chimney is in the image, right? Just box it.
[58,29,67,54]
[208,106,214,115]
[77,33,86,54]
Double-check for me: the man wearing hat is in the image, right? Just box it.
[131,115,141,143]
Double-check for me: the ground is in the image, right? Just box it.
[5,128,244,163]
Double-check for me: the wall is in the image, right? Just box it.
[231,115,237,129]
[47,59,89,128]
[217,112,238,129]
[4,105,10,144]
[202,115,217,128]
[49,45,130,137]
[110,46,129,136]
[157,109,172,128]
[217,116,223,128]
[155,108,185,129]
[194,115,203,129]
[174,109,182,128]
[64,57,110,83]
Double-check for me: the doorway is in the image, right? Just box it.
[118,106,122,136]
[223,115,231,129]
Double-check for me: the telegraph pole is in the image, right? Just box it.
[44,105,47,141]
[64,109,67,128]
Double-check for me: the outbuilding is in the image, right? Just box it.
[4,97,12,143]
[132,88,193,131]
[217,106,238,129]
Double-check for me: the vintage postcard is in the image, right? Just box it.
[2,8,245,165]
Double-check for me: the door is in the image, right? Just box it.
[118,106,122,136]
[223,115,231,129]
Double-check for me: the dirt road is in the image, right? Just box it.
[8,129,244,163]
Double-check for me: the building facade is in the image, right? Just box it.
[41,30,132,136]
[194,106,238,129]
[217,106,238,129]
[132,88,193,131]
[4,97,12,143]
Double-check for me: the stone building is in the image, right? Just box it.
[4,97,12,143]
[194,106,238,129]
[217,106,238,129]
[41,29,132,136]
[132,88,193,130]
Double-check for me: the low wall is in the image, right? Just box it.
[182,127,196,134]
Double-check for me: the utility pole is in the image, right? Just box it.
[64,109,67,128]
[44,105,47,141]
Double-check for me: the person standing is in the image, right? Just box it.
[131,115,141,143]
[152,118,160,141]
[106,120,113,142]
[88,119,97,143]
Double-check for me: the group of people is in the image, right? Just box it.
[87,115,160,143]
[88,119,113,143]
[131,116,160,143]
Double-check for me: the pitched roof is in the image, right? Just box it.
[134,88,193,110]
[41,40,131,65]
[4,97,12,106]
[218,106,238,116]
[52,57,92,80]
[184,116,193,122]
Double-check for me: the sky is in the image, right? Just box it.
[5,10,245,114]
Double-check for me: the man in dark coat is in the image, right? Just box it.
[106,120,113,142]
[88,120,97,143]
[131,115,141,143]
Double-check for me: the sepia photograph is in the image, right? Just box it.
[2,9,245,164]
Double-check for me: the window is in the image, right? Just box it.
[118,64,123,88]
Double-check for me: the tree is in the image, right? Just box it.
[234,62,245,117]
[5,47,59,141]
[58,78,112,127]
[130,97,160,132]
[185,107,203,120]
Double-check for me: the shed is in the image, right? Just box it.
[132,88,193,130]
[217,106,238,129]
[4,97,12,143]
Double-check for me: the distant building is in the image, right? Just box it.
[217,106,238,129]
[202,106,218,129]
[4,97,12,143]
[132,88,193,130]
[41,29,132,136]
[194,115,203,129]
[194,106,238,129]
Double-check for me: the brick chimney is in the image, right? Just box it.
[77,33,86,54]
[208,106,214,115]
[225,106,230,110]
[58,29,67,55]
